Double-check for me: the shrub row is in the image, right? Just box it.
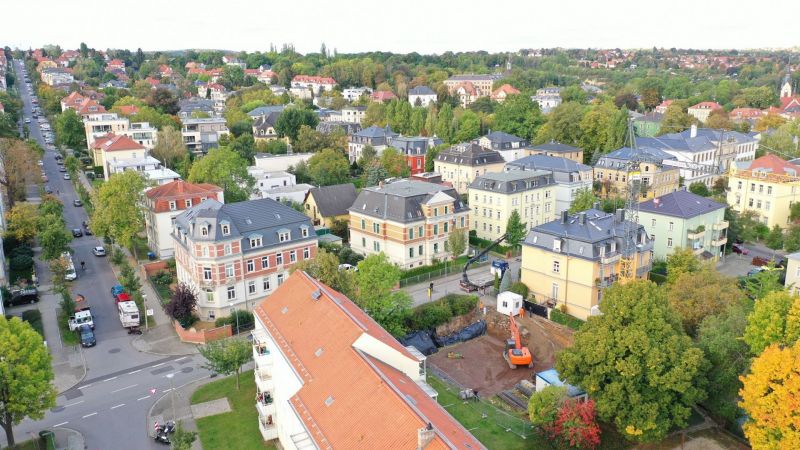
[549,309,584,331]
[468,232,513,255]
[400,256,469,280]
[406,294,478,331]
[214,309,255,333]
[21,309,44,337]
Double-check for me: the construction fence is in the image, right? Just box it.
[399,259,491,288]
[428,365,537,440]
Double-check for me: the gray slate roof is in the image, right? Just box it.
[638,190,725,219]
[595,147,676,168]
[469,170,554,193]
[316,121,362,135]
[348,179,468,223]
[482,131,526,145]
[447,74,499,82]
[506,154,591,173]
[253,111,281,131]
[248,105,285,118]
[173,198,315,253]
[408,86,436,96]
[636,136,717,153]
[436,143,505,166]
[529,142,582,153]
[307,183,358,218]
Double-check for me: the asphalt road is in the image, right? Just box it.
[405,256,522,306]
[5,59,211,450]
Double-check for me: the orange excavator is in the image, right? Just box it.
[503,313,533,369]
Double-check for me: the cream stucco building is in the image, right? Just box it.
[727,154,800,227]
[434,143,505,193]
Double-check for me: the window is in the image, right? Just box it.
[361,237,366,248]
[409,247,414,258]
[185,199,193,208]
[768,186,773,195]
[276,253,283,265]
[168,201,177,211]
[225,264,234,278]
[651,219,656,227]
[408,228,414,239]
[766,201,771,211]
[248,281,256,295]
[201,226,209,237]
[373,223,380,234]
[277,273,285,285]
[301,227,309,238]
[202,246,209,257]
[204,288,214,303]
[667,238,673,248]
[303,247,310,259]
[444,206,449,214]
[373,241,380,251]
[668,222,674,231]
[749,198,754,207]
[418,245,423,255]
[444,222,449,233]
[759,184,764,193]
[433,224,439,235]
[434,207,439,216]
[203,267,212,280]
[361,219,366,230]
[227,286,236,300]
[246,260,255,272]
[750,183,755,192]
[418,226,424,237]
[460,216,465,227]
[261,256,269,269]
[290,250,297,263]
[262,277,271,291]
[553,261,560,273]
[221,224,230,235]
[224,244,232,255]
[278,231,290,242]
[433,243,439,253]
[249,236,262,248]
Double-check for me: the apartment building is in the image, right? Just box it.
[389,136,443,175]
[304,183,357,228]
[181,117,230,154]
[531,87,562,113]
[469,170,557,241]
[90,134,147,179]
[84,113,129,149]
[637,190,727,261]
[434,143,505,193]
[144,181,224,258]
[173,198,318,320]
[108,156,180,185]
[250,271,484,448]
[505,155,593,214]
[476,131,529,163]
[348,179,470,269]
[593,147,680,200]
[526,142,584,164]
[443,74,497,107]
[340,106,366,124]
[727,154,800,227]
[687,101,722,123]
[408,85,437,107]
[521,209,653,320]
[290,75,336,95]
[347,125,398,163]
[40,68,74,86]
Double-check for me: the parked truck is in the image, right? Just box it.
[69,308,94,331]
[118,301,140,329]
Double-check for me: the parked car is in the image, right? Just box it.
[732,243,749,255]
[72,228,83,237]
[73,199,82,207]
[747,267,766,277]
[59,167,66,173]
[92,246,106,257]
[4,286,39,306]
[78,325,96,347]
[63,173,71,180]
[84,226,93,236]
[44,186,53,194]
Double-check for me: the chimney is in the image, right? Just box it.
[417,423,435,450]
[615,208,625,223]
[690,124,697,138]
[579,212,586,225]
[561,210,568,224]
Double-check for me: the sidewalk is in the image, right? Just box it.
[52,427,86,450]
[132,322,200,356]
[147,377,218,450]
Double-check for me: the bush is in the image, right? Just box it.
[111,248,126,266]
[10,255,34,273]
[509,282,529,299]
[446,294,479,316]
[165,258,176,270]
[152,270,173,286]
[22,309,44,337]
[399,256,469,280]
[469,234,512,255]
[550,309,584,331]
[406,294,478,330]
[10,245,34,258]
[214,310,255,332]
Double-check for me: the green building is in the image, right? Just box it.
[635,190,728,261]
[631,111,663,137]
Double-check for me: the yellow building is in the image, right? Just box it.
[521,209,653,320]
[526,142,585,164]
[727,154,800,227]
[303,183,357,228]
[348,179,470,269]
[468,170,557,241]
[593,147,679,200]
[785,252,800,295]
[89,134,147,179]
[434,143,506,193]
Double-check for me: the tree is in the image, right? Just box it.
[614,93,638,110]
[739,340,800,449]
[765,225,784,255]
[292,249,355,297]
[362,164,389,187]
[528,385,567,427]
[754,113,787,132]
[0,113,16,138]
[293,125,328,153]
[275,107,319,142]
[151,127,187,169]
[435,104,454,143]
[4,202,39,243]
[551,399,602,450]
[64,155,79,178]
[447,229,467,259]
[665,247,700,284]
[0,139,39,208]
[38,222,72,260]
[199,338,252,390]
[667,268,744,336]
[697,298,753,423]
[0,316,57,447]
[741,267,784,301]
[535,102,585,146]
[188,146,254,202]
[569,188,598,213]
[170,422,198,450]
[91,171,146,257]
[744,290,800,355]
[688,181,711,197]
[378,147,409,178]
[505,210,527,248]
[492,95,545,141]
[785,224,800,253]
[227,133,257,163]
[307,149,350,186]
[705,108,734,131]
[54,109,86,149]
[560,85,588,104]
[556,281,707,443]
[146,88,179,115]
[425,144,445,172]
[354,253,411,336]
[165,283,198,328]
[658,103,695,135]
[363,102,387,128]
[454,110,480,142]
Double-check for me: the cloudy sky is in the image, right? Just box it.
[3,0,799,54]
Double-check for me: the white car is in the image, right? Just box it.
[37,160,43,166]
[92,247,106,257]
[338,263,358,272]
[63,173,71,180]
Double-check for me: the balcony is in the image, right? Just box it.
[692,246,705,255]
[256,393,276,419]
[687,226,705,240]
[712,237,728,247]
[252,331,273,370]
[258,416,279,441]
[712,221,729,231]
[600,252,621,264]
[255,367,274,393]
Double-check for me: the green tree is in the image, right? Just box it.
[378,147,409,178]
[535,102,585,146]
[199,338,252,390]
[556,280,707,443]
[145,88,179,115]
[0,139,40,208]
[425,144,446,172]
[667,267,744,336]
[227,133,257,163]
[0,316,57,447]
[170,422,198,450]
[38,223,72,260]
[578,102,620,161]
[54,109,87,149]
[291,249,354,297]
[505,210,527,248]
[665,247,701,284]
[64,155,79,178]
[744,290,800,355]
[354,253,411,336]
[688,182,711,197]
[0,113,17,138]
[492,95,544,141]
[454,110,481,142]
[275,107,319,142]
[151,127,187,169]
[528,385,567,427]
[765,225,784,255]
[705,108,734,131]
[91,171,147,257]
[363,102,387,127]
[658,102,695,135]
[784,224,800,253]
[569,188,598,213]
[307,149,350,186]
[188,146,254,202]
[741,267,784,301]
[4,202,39,243]
[560,85,587,104]
[447,229,466,258]
[435,103,454,143]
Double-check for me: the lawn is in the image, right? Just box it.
[190,370,275,450]
[56,309,78,346]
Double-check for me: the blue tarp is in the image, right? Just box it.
[433,320,487,347]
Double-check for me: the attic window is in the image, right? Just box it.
[200,226,209,236]
[324,395,334,407]
[221,224,230,236]
[311,289,322,300]
[281,306,288,314]
[314,347,324,357]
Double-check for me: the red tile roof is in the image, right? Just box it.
[748,154,800,176]
[254,271,485,450]
[492,84,520,97]
[729,108,764,119]
[116,105,139,116]
[292,75,336,85]
[689,101,722,110]
[145,180,222,200]
[370,90,397,102]
[76,99,107,115]
[91,134,145,152]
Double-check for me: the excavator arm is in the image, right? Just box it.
[461,233,507,291]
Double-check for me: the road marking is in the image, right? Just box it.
[128,369,142,375]
[65,401,84,408]
[77,384,91,389]
[82,412,97,419]
[137,395,151,401]
[111,384,138,393]
[52,421,69,427]
[175,356,188,361]
[103,376,117,382]
[152,362,165,368]
[162,388,173,393]
[110,404,125,410]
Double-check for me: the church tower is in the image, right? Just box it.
[781,71,793,98]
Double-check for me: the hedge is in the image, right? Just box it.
[400,256,469,280]
[468,233,513,255]
[550,309,584,331]
[215,309,255,332]
[406,294,478,330]
[22,309,44,337]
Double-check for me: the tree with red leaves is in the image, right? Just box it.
[550,399,602,449]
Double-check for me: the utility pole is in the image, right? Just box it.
[166,373,176,421]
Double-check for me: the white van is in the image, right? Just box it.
[62,252,77,281]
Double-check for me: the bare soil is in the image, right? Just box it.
[429,310,574,397]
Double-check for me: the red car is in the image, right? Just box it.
[115,292,131,303]
[732,243,749,255]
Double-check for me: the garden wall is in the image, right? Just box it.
[143,261,168,277]
[173,321,232,344]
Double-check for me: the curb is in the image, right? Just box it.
[56,346,87,395]
[51,425,85,450]
[145,376,210,438]
[129,335,200,357]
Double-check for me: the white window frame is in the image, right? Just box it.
[226,286,236,300]
[225,264,234,278]
[246,259,255,272]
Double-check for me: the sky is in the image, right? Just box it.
[3,0,800,55]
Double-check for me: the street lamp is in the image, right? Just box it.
[142,294,149,332]
[166,373,176,421]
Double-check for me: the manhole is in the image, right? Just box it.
[108,348,121,354]
[181,367,194,374]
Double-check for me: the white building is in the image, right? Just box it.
[83,113,129,149]
[260,184,314,204]
[180,117,230,154]
[408,86,438,107]
[107,155,180,185]
[253,153,314,172]
[342,87,372,101]
[248,169,297,200]
[531,87,562,113]
[340,106,366,124]
[497,291,523,316]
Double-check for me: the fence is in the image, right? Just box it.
[173,321,232,344]
[428,365,537,440]
[399,260,490,288]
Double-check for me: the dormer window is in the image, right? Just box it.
[201,226,209,236]
[301,226,309,238]
[249,235,263,248]
[185,199,193,208]
[278,230,291,242]
[169,201,177,211]
[221,224,230,236]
